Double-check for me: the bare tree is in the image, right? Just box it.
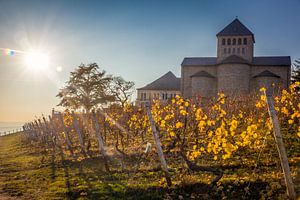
[109,76,135,107]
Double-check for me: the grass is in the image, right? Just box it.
[0,133,299,199]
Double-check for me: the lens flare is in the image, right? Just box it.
[56,66,62,72]
[4,49,15,56]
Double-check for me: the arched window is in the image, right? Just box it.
[222,38,225,45]
[243,38,247,45]
[237,48,240,54]
[227,38,231,45]
[233,48,235,53]
[224,48,227,54]
[238,38,242,45]
[228,48,231,54]
[242,48,245,54]
[233,38,236,45]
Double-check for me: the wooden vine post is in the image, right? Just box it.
[72,112,87,156]
[145,102,172,187]
[264,91,296,200]
[30,122,36,139]
[58,112,75,157]
[92,110,110,172]
[48,115,65,156]
[34,120,42,141]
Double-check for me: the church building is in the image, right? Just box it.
[181,18,291,98]
[136,19,291,103]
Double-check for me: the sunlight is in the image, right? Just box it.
[24,51,49,72]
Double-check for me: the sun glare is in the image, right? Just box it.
[24,51,49,71]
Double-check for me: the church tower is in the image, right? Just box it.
[216,18,255,63]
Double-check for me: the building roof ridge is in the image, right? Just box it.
[137,71,180,91]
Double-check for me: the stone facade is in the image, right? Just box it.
[217,35,254,63]
[137,89,180,104]
[181,19,291,98]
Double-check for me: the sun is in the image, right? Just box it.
[24,51,49,71]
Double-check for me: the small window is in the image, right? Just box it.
[237,48,240,54]
[228,48,231,54]
[243,38,247,45]
[224,48,227,54]
[165,93,168,99]
[233,38,236,45]
[141,93,145,100]
[222,38,225,45]
[242,48,245,54]
[227,38,231,45]
[233,48,235,53]
[238,38,242,45]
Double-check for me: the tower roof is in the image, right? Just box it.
[137,71,180,91]
[216,19,255,42]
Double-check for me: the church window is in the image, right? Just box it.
[222,38,225,45]
[233,38,236,45]
[141,93,146,100]
[233,48,235,53]
[237,48,240,54]
[227,38,231,45]
[242,48,245,54]
[224,48,227,54]
[228,48,231,53]
[243,38,247,45]
[238,38,242,45]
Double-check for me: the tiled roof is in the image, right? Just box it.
[137,71,180,91]
[181,57,217,66]
[190,70,216,78]
[253,70,280,78]
[252,56,291,66]
[182,56,291,66]
[216,19,254,38]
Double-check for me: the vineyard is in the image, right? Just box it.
[10,82,300,199]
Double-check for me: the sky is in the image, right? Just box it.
[0,0,299,122]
